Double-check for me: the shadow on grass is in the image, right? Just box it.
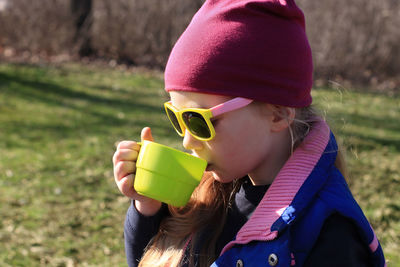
[0,71,160,111]
[331,111,400,152]
[0,70,172,143]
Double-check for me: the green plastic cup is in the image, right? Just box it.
[134,140,207,207]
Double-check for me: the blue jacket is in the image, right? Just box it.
[212,121,385,266]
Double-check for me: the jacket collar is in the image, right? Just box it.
[220,119,331,255]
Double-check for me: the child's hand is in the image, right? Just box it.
[113,127,162,215]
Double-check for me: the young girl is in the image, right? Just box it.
[113,0,386,266]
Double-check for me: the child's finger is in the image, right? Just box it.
[113,149,139,164]
[114,161,136,182]
[117,174,136,199]
[141,127,154,142]
[117,141,141,151]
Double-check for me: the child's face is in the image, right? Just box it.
[169,91,290,185]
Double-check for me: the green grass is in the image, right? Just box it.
[0,63,399,266]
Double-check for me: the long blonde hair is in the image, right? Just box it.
[139,105,347,267]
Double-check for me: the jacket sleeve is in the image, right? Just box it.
[304,213,372,267]
[124,201,169,267]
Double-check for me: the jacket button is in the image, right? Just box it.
[236,259,244,267]
[268,253,278,266]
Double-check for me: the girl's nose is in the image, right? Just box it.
[182,129,204,151]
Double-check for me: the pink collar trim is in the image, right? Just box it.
[220,120,330,255]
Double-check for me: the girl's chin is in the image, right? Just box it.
[208,170,234,184]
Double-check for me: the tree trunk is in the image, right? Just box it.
[71,0,94,57]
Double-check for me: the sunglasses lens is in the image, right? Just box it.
[166,108,183,134]
[182,112,211,139]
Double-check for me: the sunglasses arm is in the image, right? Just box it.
[211,97,253,117]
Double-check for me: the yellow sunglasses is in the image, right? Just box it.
[164,97,253,141]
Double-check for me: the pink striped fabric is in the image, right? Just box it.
[220,120,330,255]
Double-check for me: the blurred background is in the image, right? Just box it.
[0,0,399,92]
[0,0,399,266]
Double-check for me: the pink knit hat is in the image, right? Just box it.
[164,0,313,107]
